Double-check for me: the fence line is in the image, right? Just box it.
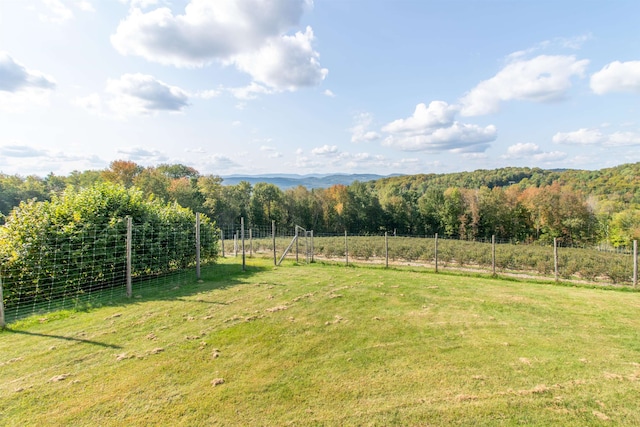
[2,218,638,325]
[1,216,217,325]
[221,224,639,288]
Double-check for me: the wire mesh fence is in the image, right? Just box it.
[2,218,638,326]
[0,217,218,325]
[223,223,638,287]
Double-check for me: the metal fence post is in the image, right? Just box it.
[126,216,132,298]
[310,230,314,263]
[249,228,253,258]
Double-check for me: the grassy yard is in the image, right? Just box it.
[2,257,640,426]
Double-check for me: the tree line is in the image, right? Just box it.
[1,160,639,247]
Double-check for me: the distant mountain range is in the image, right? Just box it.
[220,174,398,189]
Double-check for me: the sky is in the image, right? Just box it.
[1,0,640,178]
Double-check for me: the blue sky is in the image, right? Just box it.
[1,0,639,177]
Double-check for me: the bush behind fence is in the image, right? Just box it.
[1,217,218,324]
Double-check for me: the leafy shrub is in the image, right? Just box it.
[0,183,218,308]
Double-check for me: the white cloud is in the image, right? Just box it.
[502,142,567,162]
[37,0,95,23]
[76,73,190,117]
[590,61,640,95]
[228,82,274,100]
[552,128,640,146]
[382,102,496,152]
[0,52,56,93]
[208,154,240,170]
[260,145,282,158]
[323,89,336,97]
[111,0,312,67]
[552,128,605,145]
[0,142,106,175]
[0,52,56,112]
[459,55,589,116]
[311,144,339,156]
[231,26,327,91]
[111,1,326,95]
[382,101,456,134]
[116,146,168,163]
[350,112,380,143]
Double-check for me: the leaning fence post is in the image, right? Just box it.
[554,237,559,282]
[434,233,439,273]
[196,213,201,280]
[633,240,638,289]
[126,216,133,298]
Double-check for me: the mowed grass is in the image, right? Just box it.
[2,258,640,426]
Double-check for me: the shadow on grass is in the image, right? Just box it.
[2,328,123,349]
[2,258,270,326]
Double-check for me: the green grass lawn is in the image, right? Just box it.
[2,257,640,426]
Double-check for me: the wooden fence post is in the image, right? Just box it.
[241,217,245,271]
[126,216,132,298]
[492,235,496,276]
[0,271,5,328]
[634,240,638,289]
[272,221,277,266]
[221,230,225,258]
[554,237,559,282]
[385,232,389,268]
[434,233,439,273]
[196,213,201,280]
[345,230,348,266]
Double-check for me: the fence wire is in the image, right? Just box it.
[1,220,217,324]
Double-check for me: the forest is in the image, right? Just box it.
[1,160,639,247]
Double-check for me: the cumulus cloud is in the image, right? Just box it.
[0,144,49,158]
[311,144,339,156]
[111,0,326,94]
[552,128,605,145]
[116,146,168,163]
[0,52,56,112]
[260,145,282,158]
[350,112,381,143]
[459,55,589,116]
[0,52,56,93]
[590,61,640,95]
[231,26,327,91]
[76,73,189,117]
[0,142,106,175]
[37,0,95,23]
[382,101,497,153]
[208,154,240,170]
[502,142,567,162]
[552,128,640,147]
